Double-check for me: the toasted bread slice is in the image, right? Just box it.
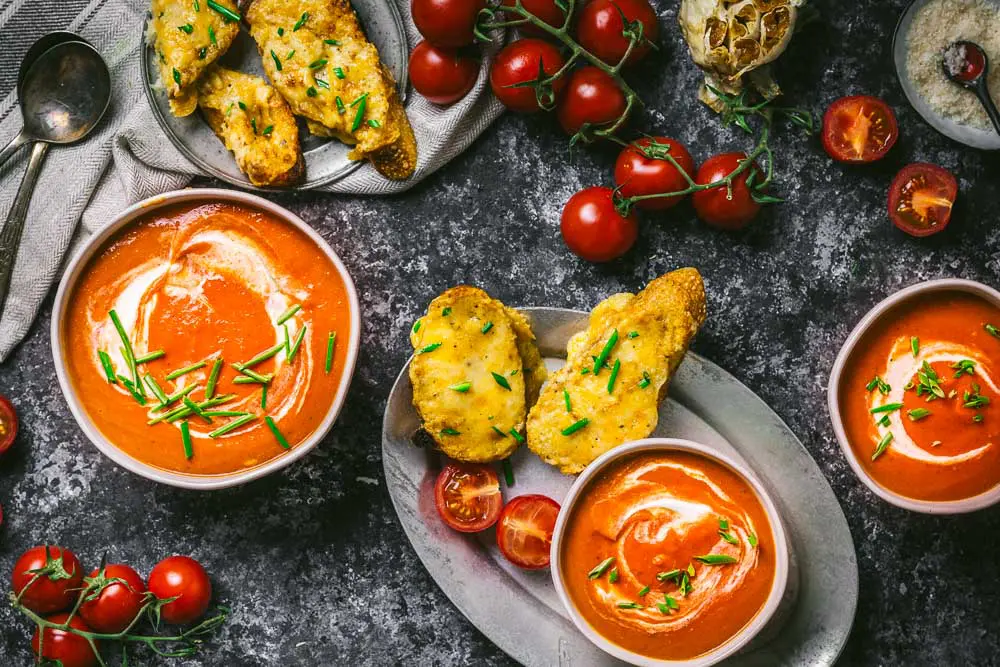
[150,0,241,117]
[197,66,303,186]
[244,0,417,180]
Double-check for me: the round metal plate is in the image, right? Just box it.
[141,1,409,190]
[382,307,858,667]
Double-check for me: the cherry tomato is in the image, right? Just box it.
[148,556,212,625]
[576,0,659,66]
[502,0,567,36]
[691,152,762,230]
[411,0,487,48]
[434,463,503,533]
[561,187,638,262]
[888,163,958,237]
[614,137,695,211]
[12,546,84,614]
[410,42,479,105]
[496,494,560,569]
[490,38,567,112]
[556,66,627,137]
[79,564,148,634]
[32,612,100,667]
[0,394,17,456]
[821,95,898,163]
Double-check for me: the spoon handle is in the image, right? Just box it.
[976,79,1000,137]
[0,130,30,172]
[0,141,50,323]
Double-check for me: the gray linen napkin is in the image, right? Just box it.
[0,0,504,363]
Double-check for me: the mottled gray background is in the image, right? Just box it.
[2,0,1000,665]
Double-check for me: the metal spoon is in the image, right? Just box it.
[942,40,1000,136]
[0,36,111,321]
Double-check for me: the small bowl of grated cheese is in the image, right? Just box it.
[894,0,1000,149]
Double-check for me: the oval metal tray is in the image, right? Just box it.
[382,307,858,666]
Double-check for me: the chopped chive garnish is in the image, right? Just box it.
[154,384,198,412]
[286,50,296,60]
[238,100,247,111]
[202,410,250,418]
[627,331,639,339]
[135,350,165,364]
[166,361,207,381]
[262,125,274,136]
[492,425,507,437]
[638,586,650,597]
[593,329,619,374]
[952,359,976,378]
[271,50,282,71]
[617,602,642,610]
[866,375,891,394]
[240,342,285,369]
[172,68,181,85]
[638,371,651,389]
[908,408,932,421]
[277,27,284,36]
[748,533,758,547]
[234,376,267,386]
[588,557,615,579]
[293,11,309,30]
[694,554,738,565]
[288,326,307,362]
[350,93,369,107]
[183,397,212,423]
[719,518,729,530]
[580,367,591,375]
[872,431,893,461]
[234,365,272,384]
[209,25,216,44]
[502,459,514,487]
[98,351,117,383]
[144,375,169,404]
[335,96,346,114]
[441,307,452,316]
[118,377,147,405]
[206,0,240,22]
[607,359,621,393]
[986,323,1000,338]
[205,358,223,399]
[663,595,679,610]
[309,58,328,69]
[492,372,512,391]
[250,118,258,135]
[412,319,422,334]
[563,389,572,412]
[178,24,194,34]
[869,402,903,414]
[265,416,291,449]
[350,96,367,132]
[315,77,330,90]
[199,47,207,60]
[561,418,589,436]
[481,321,494,334]
[656,569,680,582]
[334,67,346,79]
[283,324,291,356]
[687,563,695,577]
[209,414,257,438]
[325,332,336,373]
[368,119,381,128]
[307,87,318,97]
[910,336,919,357]
[181,421,193,460]
[718,530,739,545]
[109,309,141,393]
[257,383,266,410]
[440,428,461,436]
[194,0,200,10]
[509,429,525,443]
[878,415,890,427]
[609,568,619,583]
[418,342,441,354]
[449,382,471,392]
[324,39,340,45]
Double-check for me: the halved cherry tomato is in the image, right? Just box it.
[12,546,84,614]
[32,612,100,667]
[79,564,148,634]
[434,463,503,532]
[410,42,479,105]
[556,66,627,137]
[561,186,638,262]
[614,137,695,211]
[502,0,568,36]
[496,494,560,569]
[411,0,487,47]
[0,394,18,456]
[888,163,958,237]
[490,38,567,112]
[821,95,898,163]
[148,556,212,625]
[576,0,659,66]
[691,152,761,230]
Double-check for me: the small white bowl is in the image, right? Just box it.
[828,278,1000,513]
[51,188,361,490]
[549,438,792,667]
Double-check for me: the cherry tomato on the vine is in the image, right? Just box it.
[888,163,958,237]
[32,612,100,667]
[614,137,695,211]
[576,0,660,67]
[410,42,479,106]
[556,66,627,137]
[411,0,487,48]
[821,95,898,163]
[490,38,567,112]
[496,494,561,569]
[434,462,504,532]
[148,556,212,625]
[79,563,148,634]
[12,546,84,614]
[561,186,638,262]
[691,152,762,230]
[502,0,568,36]
[0,393,17,456]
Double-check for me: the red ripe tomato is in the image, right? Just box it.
[556,66,627,137]
[32,612,100,667]
[576,0,659,66]
[614,137,696,211]
[148,556,212,625]
[691,152,762,230]
[410,42,479,105]
[821,95,898,163]
[79,564,148,634]
[490,38,567,112]
[496,494,560,569]
[411,0,487,48]
[561,187,638,262]
[434,463,503,533]
[502,0,567,36]
[12,546,84,614]
[888,163,958,237]
[0,393,17,456]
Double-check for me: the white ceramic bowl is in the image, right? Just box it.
[51,188,361,490]
[549,438,792,667]
[828,278,1000,514]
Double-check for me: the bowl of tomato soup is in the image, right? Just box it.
[551,439,791,667]
[830,279,1000,513]
[52,189,360,489]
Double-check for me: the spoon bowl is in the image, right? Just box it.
[941,39,1000,137]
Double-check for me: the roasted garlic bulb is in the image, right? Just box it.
[679,0,802,111]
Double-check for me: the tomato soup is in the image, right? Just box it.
[63,201,351,476]
[560,451,776,661]
[838,290,1000,501]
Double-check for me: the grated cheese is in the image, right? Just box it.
[906,0,1000,130]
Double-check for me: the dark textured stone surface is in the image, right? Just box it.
[3,0,1000,664]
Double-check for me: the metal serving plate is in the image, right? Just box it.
[383,307,858,667]
[141,0,409,190]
